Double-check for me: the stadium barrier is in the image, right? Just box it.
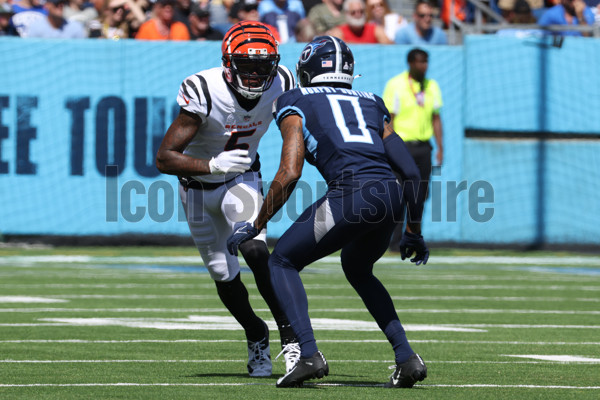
[0,36,599,246]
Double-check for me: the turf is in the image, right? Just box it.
[1,246,599,399]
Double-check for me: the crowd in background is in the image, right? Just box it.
[1,0,599,41]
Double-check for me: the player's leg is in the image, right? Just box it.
[223,173,299,370]
[180,183,270,376]
[340,182,427,388]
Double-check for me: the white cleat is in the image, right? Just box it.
[276,342,301,373]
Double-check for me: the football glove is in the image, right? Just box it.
[209,149,252,175]
[227,222,260,256]
[399,231,429,266]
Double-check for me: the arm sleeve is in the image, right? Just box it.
[383,133,424,223]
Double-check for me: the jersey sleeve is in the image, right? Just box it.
[276,65,296,93]
[177,73,211,124]
[272,89,303,127]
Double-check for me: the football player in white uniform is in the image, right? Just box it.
[156,21,299,377]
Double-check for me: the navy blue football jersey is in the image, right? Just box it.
[274,86,397,185]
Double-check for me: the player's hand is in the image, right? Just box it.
[399,231,429,266]
[209,149,252,175]
[227,222,260,256]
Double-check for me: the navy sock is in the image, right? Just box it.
[269,252,318,358]
[384,320,414,364]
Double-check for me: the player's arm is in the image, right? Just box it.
[254,115,305,231]
[432,113,443,166]
[156,108,251,176]
[382,120,423,235]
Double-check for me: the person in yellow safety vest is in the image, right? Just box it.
[382,47,443,251]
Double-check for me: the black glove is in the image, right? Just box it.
[227,222,260,256]
[399,231,429,266]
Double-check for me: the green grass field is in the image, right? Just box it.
[1,246,599,399]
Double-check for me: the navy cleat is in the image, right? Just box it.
[384,353,427,388]
[276,351,329,388]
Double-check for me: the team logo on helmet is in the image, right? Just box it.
[299,39,329,64]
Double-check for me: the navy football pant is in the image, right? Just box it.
[269,181,414,363]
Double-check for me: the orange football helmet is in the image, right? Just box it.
[222,21,280,99]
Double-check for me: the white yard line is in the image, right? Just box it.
[1,359,599,364]
[1,282,600,290]
[2,255,600,265]
[5,294,597,302]
[2,339,599,345]
[2,307,599,315]
[0,382,598,389]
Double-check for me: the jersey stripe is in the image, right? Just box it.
[278,66,293,91]
[195,74,212,118]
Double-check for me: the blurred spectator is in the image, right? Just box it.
[497,0,546,36]
[440,0,474,28]
[93,0,132,38]
[365,0,406,41]
[260,0,303,42]
[188,2,224,40]
[208,0,235,32]
[538,0,595,35]
[307,0,345,34]
[230,0,282,41]
[135,0,190,40]
[327,0,392,43]
[172,0,191,29]
[593,2,600,25]
[28,0,87,37]
[395,0,447,45]
[11,0,47,37]
[1,2,19,36]
[63,0,98,29]
[258,0,305,17]
[498,0,545,20]
[300,0,320,14]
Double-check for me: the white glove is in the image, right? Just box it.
[208,149,252,175]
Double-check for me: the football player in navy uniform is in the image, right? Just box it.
[227,36,429,388]
[156,21,300,377]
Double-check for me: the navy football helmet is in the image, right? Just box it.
[296,36,354,88]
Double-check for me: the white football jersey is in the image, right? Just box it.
[177,65,295,184]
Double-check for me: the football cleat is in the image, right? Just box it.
[276,351,329,388]
[384,353,427,388]
[275,342,301,373]
[247,330,272,377]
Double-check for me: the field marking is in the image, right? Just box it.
[3,316,600,330]
[2,307,599,316]
[503,355,600,362]
[2,339,600,346]
[2,255,600,266]
[5,294,597,302]
[2,359,600,364]
[0,382,598,389]
[29,316,486,332]
[2,282,600,290]
[0,296,68,303]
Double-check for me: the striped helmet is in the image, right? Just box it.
[222,21,280,99]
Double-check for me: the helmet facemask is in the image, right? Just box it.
[224,52,280,99]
